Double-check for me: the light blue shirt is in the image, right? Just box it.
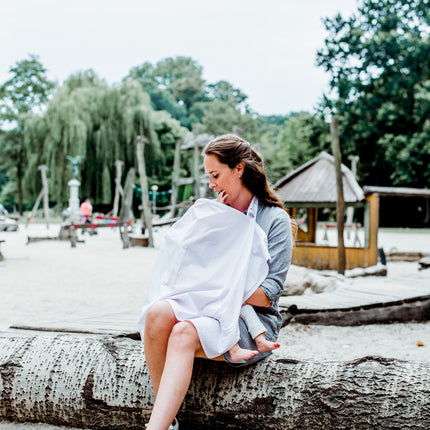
[254,202,293,334]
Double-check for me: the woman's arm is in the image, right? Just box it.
[245,286,271,307]
[258,210,293,306]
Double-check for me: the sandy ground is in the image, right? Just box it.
[0,224,430,429]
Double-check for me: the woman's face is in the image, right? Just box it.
[204,154,244,206]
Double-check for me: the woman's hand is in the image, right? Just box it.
[245,287,270,307]
[217,190,228,204]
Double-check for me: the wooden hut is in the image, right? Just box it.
[275,152,379,270]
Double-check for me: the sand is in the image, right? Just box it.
[1,223,429,429]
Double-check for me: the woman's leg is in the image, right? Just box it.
[146,321,202,430]
[144,301,178,396]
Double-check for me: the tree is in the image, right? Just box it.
[0,54,55,213]
[153,56,206,111]
[23,71,187,208]
[316,0,430,187]
[259,112,331,183]
[125,57,206,129]
[206,80,249,110]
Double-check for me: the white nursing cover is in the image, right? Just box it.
[138,197,270,358]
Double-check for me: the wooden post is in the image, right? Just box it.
[330,115,346,274]
[38,165,50,229]
[193,137,201,199]
[118,168,135,249]
[26,165,50,228]
[169,138,182,218]
[112,160,124,218]
[26,190,43,228]
[346,155,359,229]
[136,136,154,248]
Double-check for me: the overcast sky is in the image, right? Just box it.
[0,0,358,116]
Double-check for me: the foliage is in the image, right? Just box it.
[125,57,205,128]
[259,112,331,183]
[125,56,260,138]
[22,71,187,207]
[0,55,56,212]
[316,0,430,186]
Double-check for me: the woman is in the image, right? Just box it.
[140,134,294,430]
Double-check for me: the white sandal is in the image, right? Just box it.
[169,417,179,430]
[145,417,179,429]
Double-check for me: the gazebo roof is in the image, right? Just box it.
[274,151,365,205]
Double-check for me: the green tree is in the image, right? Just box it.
[125,56,206,129]
[23,70,187,208]
[259,112,331,183]
[153,56,206,111]
[126,61,189,126]
[206,80,248,109]
[316,0,430,186]
[0,54,55,212]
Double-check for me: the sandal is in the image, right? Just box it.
[169,417,179,430]
[145,417,179,429]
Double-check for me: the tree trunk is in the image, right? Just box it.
[1,333,429,429]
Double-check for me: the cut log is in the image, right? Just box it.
[1,333,429,429]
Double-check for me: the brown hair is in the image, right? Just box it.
[203,134,284,208]
[204,134,298,241]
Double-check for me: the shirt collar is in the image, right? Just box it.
[244,195,259,218]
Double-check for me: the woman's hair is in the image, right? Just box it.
[203,134,284,209]
[204,134,298,242]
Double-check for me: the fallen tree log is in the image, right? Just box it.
[1,333,430,429]
[281,297,430,326]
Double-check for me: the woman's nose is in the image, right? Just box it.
[209,180,216,189]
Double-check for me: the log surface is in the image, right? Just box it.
[1,333,430,430]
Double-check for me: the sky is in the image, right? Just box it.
[0,0,358,116]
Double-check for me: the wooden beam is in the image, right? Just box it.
[136,136,153,248]
[112,160,124,218]
[330,115,346,274]
[38,165,50,229]
[169,138,182,218]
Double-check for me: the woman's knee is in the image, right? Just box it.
[168,322,199,351]
[145,301,176,339]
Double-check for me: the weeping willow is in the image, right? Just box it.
[22,70,186,209]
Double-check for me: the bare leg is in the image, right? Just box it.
[228,342,259,362]
[144,301,178,396]
[146,321,202,430]
[254,332,280,353]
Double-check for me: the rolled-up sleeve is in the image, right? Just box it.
[260,211,293,305]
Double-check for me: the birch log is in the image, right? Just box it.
[1,333,429,429]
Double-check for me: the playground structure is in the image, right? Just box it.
[275,152,380,271]
[25,132,214,248]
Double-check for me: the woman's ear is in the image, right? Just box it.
[236,161,245,176]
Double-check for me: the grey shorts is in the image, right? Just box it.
[222,317,277,367]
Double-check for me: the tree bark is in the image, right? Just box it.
[1,333,429,429]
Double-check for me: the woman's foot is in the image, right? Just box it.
[229,343,259,361]
[255,333,280,353]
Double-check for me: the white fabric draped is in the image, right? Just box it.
[138,198,270,358]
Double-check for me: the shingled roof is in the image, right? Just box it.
[274,151,365,205]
